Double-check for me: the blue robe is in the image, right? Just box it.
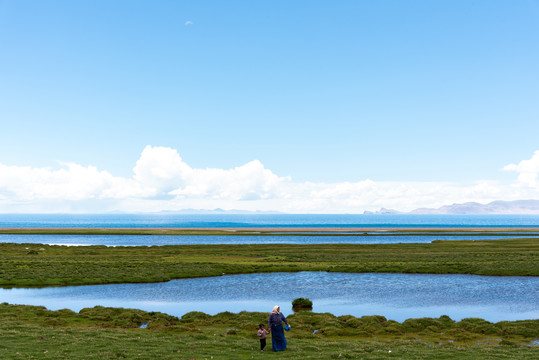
[268,312,287,351]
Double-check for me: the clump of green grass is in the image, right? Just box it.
[180,311,211,322]
[456,318,503,335]
[402,316,455,332]
[292,297,313,310]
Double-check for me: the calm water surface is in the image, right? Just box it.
[2,234,538,246]
[2,213,539,228]
[2,272,537,322]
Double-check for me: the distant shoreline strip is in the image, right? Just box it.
[1,226,539,234]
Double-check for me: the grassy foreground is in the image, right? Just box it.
[1,236,537,358]
[1,238,537,287]
[1,303,537,359]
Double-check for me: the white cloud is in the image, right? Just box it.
[0,162,142,201]
[503,150,539,188]
[0,146,538,213]
[172,159,288,200]
[131,146,288,200]
[185,20,193,26]
[133,145,191,196]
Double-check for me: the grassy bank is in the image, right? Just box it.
[0,238,537,287]
[0,303,536,359]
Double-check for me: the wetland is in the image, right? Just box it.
[1,227,537,358]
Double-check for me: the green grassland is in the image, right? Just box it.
[0,238,537,287]
[1,234,537,358]
[1,303,537,359]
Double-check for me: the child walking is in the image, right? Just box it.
[257,323,269,352]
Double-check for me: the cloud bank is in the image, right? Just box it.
[503,150,539,188]
[0,145,538,213]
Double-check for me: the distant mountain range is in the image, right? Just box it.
[364,200,539,215]
[151,208,284,215]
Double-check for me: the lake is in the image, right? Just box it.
[1,233,539,246]
[1,213,539,228]
[2,272,537,322]
[2,214,537,323]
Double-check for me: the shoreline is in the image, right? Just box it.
[2,303,537,358]
[1,239,537,288]
[1,226,539,235]
[2,302,536,327]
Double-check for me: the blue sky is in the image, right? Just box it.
[0,1,538,213]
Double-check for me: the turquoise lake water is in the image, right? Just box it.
[2,233,539,246]
[1,213,539,228]
[1,272,537,322]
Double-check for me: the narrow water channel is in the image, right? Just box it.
[1,233,538,246]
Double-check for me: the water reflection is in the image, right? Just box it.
[1,272,537,322]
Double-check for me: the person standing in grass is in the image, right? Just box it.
[257,323,269,352]
[268,305,290,352]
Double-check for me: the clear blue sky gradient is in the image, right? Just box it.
[1,0,538,183]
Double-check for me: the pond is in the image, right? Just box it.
[2,272,537,322]
[1,233,538,246]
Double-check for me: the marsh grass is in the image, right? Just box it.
[0,303,537,359]
[292,297,313,310]
[1,238,537,287]
[1,232,536,358]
